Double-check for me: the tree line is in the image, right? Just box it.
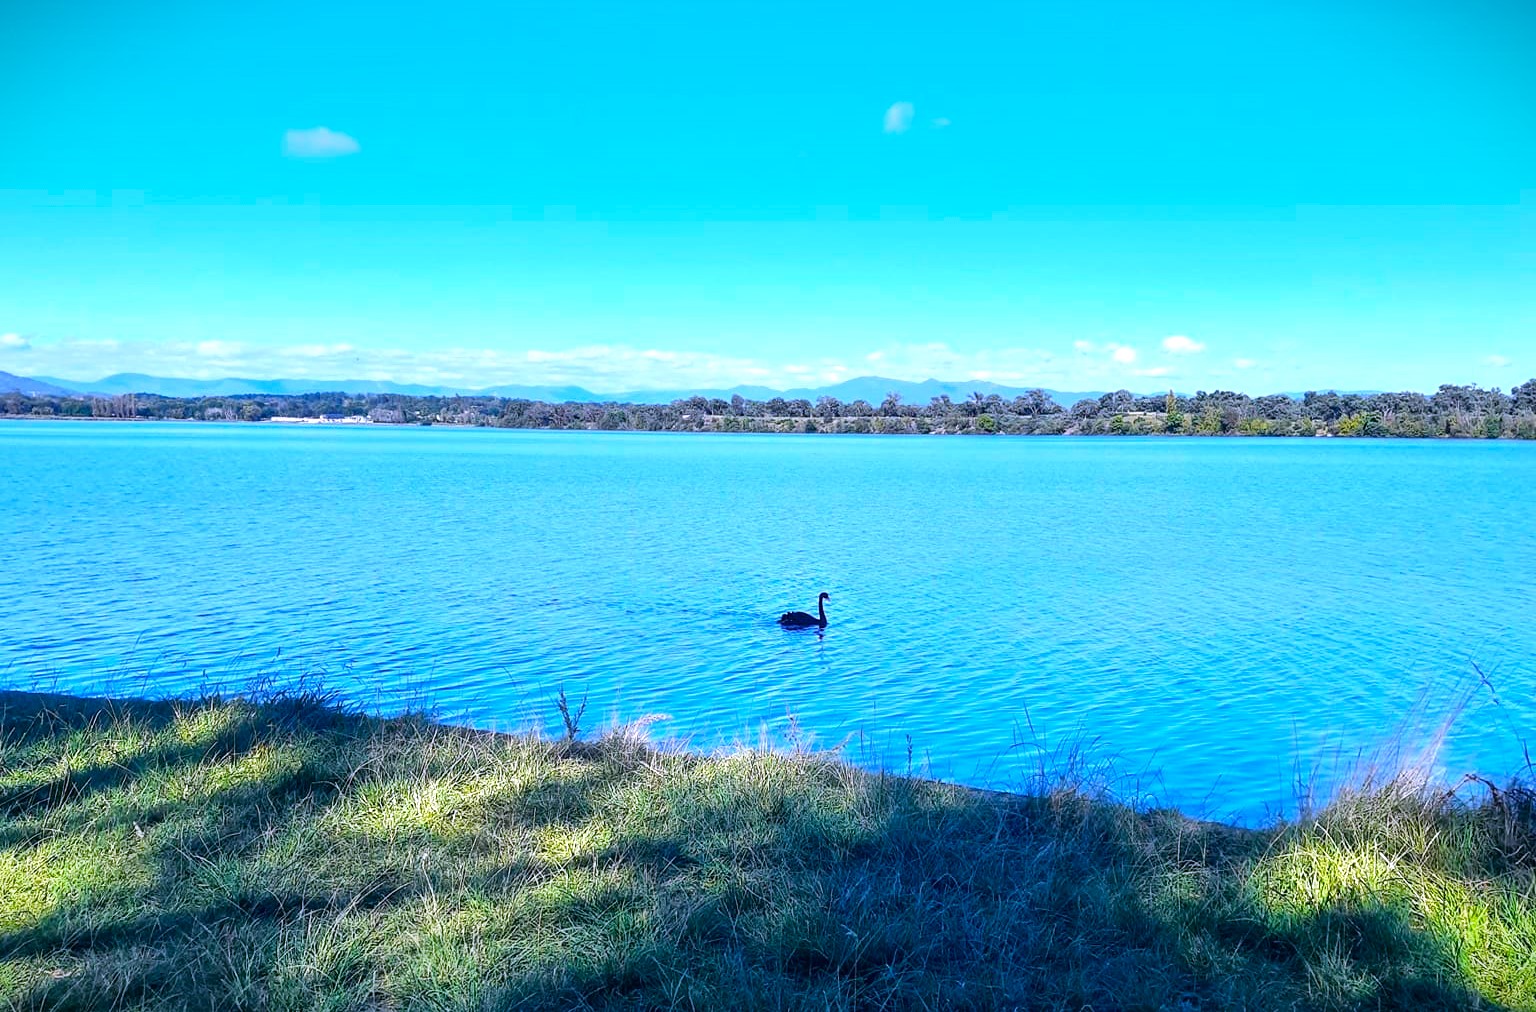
[5,380,1536,438]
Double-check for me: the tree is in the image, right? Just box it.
[1013,389,1060,415]
[1098,389,1135,414]
[1303,391,1343,422]
[1163,390,1185,433]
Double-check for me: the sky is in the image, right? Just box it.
[1,0,1533,394]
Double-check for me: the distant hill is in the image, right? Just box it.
[30,373,487,398]
[32,372,1105,405]
[35,372,611,400]
[0,371,78,396]
[476,383,610,401]
[595,377,1107,406]
[779,376,1105,407]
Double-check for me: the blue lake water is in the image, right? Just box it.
[2,421,1532,822]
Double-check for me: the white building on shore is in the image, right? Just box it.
[268,414,373,425]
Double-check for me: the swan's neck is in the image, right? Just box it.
[817,597,826,624]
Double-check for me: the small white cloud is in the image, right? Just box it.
[883,102,915,134]
[1111,345,1137,364]
[0,332,30,350]
[196,340,241,357]
[1162,334,1205,355]
[282,127,360,159]
[1073,340,1095,352]
[865,350,885,362]
[1486,354,1511,368]
[1135,366,1173,378]
[1233,358,1257,370]
[931,117,951,128]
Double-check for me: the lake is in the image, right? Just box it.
[2,421,1532,822]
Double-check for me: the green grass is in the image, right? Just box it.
[1,690,1532,1010]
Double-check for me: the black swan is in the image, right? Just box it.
[779,592,829,628]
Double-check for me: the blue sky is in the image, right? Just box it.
[1,0,1532,393]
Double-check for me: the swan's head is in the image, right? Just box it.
[819,592,830,601]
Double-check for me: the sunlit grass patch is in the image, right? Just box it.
[0,952,73,1007]
[1253,777,1536,1008]
[0,830,150,936]
[334,775,506,841]
[1254,829,1536,1007]
[285,870,665,1008]
[521,864,642,923]
[155,742,307,804]
[166,701,245,748]
[534,819,614,866]
[323,746,597,847]
[608,749,881,862]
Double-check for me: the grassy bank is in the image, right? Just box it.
[1,691,1533,1010]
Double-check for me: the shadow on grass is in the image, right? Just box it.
[0,689,1527,1011]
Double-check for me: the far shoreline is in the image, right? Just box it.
[4,412,1533,441]
[7,378,1534,437]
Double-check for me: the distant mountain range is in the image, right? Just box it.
[0,370,80,397]
[16,371,1110,406]
[5,368,1411,406]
